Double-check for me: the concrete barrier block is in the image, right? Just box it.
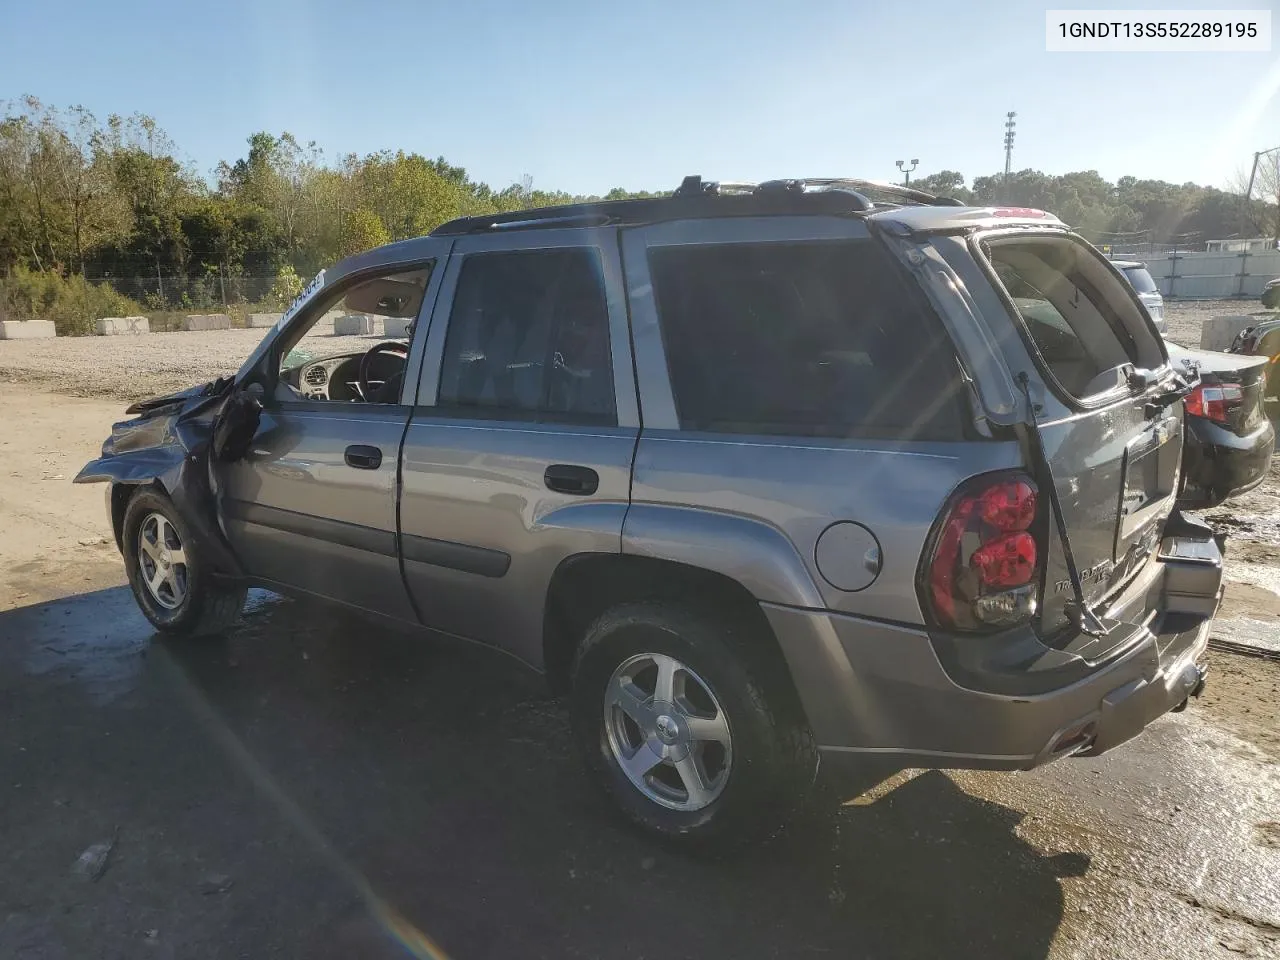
[382,317,412,338]
[95,316,150,336]
[0,320,56,339]
[183,313,232,332]
[1200,315,1256,351]
[247,313,282,328]
[334,314,376,336]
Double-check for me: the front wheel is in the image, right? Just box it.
[569,601,816,848]
[121,488,246,636]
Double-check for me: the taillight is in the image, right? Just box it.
[1184,384,1242,424]
[922,473,1040,631]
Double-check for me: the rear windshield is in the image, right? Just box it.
[647,239,965,440]
[1122,266,1159,294]
[986,237,1159,400]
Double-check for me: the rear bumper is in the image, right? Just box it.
[1178,415,1275,509]
[766,525,1222,771]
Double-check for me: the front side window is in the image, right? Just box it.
[436,248,615,424]
[647,239,965,439]
[278,266,432,404]
[987,237,1156,400]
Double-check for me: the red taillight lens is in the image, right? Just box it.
[978,480,1037,532]
[970,532,1037,588]
[923,473,1041,631]
[1184,384,1241,424]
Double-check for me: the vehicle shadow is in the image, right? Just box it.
[0,589,1083,960]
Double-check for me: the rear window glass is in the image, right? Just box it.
[647,239,965,439]
[1122,266,1158,294]
[987,238,1142,399]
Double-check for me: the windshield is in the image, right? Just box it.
[1122,266,1160,294]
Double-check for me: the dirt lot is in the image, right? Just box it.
[0,308,1277,958]
[1163,299,1277,349]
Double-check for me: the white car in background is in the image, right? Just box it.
[1111,260,1167,334]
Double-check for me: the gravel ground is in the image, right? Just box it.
[1163,298,1276,348]
[0,326,386,402]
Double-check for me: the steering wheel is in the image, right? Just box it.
[357,340,410,401]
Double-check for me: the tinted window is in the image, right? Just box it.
[648,240,964,439]
[1122,266,1159,294]
[988,239,1139,399]
[437,249,615,424]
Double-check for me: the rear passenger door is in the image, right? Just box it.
[399,229,639,667]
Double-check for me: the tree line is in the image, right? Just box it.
[910,167,1278,247]
[2,95,1276,331]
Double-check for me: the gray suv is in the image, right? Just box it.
[78,178,1222,846]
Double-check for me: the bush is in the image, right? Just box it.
[1262,285,1280,310]
[0,266,146,335]
[267,265,303,308]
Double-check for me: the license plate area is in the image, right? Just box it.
[1116,416,1179,555]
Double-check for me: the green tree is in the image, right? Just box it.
[340,206,390,256]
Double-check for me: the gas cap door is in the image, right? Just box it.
[814,521,883,592]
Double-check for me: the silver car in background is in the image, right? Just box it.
[1111,260,1166,334]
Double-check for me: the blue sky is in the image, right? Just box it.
[3,0,1278,194]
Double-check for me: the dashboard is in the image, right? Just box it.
[284,349,406,402]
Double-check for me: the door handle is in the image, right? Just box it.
[344,445,383,470]
[544,464,599,496]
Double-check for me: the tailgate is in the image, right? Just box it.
[982,233,1180,636]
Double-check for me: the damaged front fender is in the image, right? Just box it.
[73,377,260,579]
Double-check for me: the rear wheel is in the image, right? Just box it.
[569,601,816,848]
[122,488,245,636]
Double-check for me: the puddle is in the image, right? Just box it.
[8,587,283,706]
[17,589,150,706]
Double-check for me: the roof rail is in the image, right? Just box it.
[672,175,962,208]
[430,174,961,236]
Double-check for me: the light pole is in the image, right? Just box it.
[896,159,918,187]
[1003,111,1017,199]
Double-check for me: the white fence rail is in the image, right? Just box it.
[1132,250,1280,299]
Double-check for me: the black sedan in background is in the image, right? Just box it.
[1167,343,1275,509]
[1229,316,1280,401]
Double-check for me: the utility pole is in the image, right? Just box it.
[1003,111,1017,199]
[895,158,918,187]
[1244,145,1280,241]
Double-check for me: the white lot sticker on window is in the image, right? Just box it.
[277,270,325,330]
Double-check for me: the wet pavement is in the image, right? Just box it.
[1,588,1277,960]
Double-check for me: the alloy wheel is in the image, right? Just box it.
[137,512,188,610]
[603,652,733,811]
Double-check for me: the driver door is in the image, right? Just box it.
[219,253,448,619]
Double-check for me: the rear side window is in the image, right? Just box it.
[1122,266,1158,294]
[436,248,616,424]
[647,240,965,439]
[986,237,1153,399]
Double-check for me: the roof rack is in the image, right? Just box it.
[430,174,964,236]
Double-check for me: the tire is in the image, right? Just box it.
[121,487,246,637]
[569,601,817,848]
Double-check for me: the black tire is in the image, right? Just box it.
[121,487,246,636]
[569,601,817,849]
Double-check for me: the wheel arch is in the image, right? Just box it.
[109,479,166,551]
[542,552,810,726]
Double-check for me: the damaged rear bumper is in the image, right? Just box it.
[765,520,1222,771]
